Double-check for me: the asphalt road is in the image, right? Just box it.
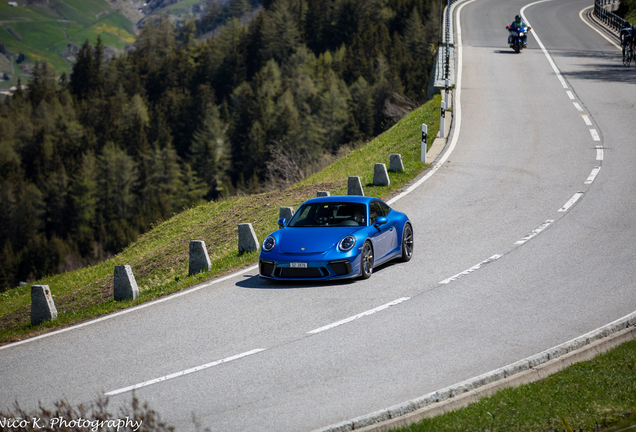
[2,0,636,430]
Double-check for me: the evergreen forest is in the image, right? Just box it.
[0,0,440,291]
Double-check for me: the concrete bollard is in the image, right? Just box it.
[373,163,390,186]
[389,154,405,173]
[189,240,211,276]
[279,207,294,221]
[238,223,259,253]
[347,176,364,196]
[317,191,330,197]
[31,285,57,325]
[114,265,139,301]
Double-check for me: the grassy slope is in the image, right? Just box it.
[0,94,441,344]
[401,338,636,431]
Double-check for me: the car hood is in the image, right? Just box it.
[277,227,360,254]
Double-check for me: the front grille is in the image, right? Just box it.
[277,267,327,278]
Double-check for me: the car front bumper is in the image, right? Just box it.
[258,257,359,281]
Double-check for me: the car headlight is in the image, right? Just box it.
[338,235,356,252]
[262,236,276,252]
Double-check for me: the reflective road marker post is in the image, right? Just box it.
[440,101,446,139]
[445,79,450,109]
[421,124,428,163]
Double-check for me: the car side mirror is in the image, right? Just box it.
[278,217,287,229]
[374,216,388,228]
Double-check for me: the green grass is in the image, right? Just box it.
[400,338,636,432]
[0,0,136,75]
[0,94,442,344]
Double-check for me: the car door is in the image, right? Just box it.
[369,200,397,263]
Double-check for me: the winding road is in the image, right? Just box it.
[2,0,636,430]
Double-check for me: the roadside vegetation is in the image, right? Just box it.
[616,0,636,25]
[400,338,636,432]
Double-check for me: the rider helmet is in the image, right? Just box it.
[515,15,521,21]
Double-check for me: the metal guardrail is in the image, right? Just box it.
[429,0,458,98]
[442,0,460,80]
[593,0,634,33]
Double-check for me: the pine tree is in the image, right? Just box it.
[318,70,351,151]
[262,0,301,64]
[190,105,229,200]
[69,152,97,256]
[70,40,95,101]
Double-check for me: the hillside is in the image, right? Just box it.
[0,0,140,87]
[0,0,223,89]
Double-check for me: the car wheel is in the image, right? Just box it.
[360,241,374,279]
[400,223,413,262]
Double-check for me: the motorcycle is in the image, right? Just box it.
[506,25,531,53]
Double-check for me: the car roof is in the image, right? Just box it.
[302,195,381,205]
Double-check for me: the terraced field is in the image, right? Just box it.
[0,0,141,88]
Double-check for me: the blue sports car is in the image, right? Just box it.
[259,196,413,281]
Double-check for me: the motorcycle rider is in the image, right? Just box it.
[507,15,529,47]
[620,26,635,60]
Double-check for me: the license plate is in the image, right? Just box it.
[290,262,308,268]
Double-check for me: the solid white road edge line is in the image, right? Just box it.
[0,264,259,352]
[522,0,568,89]
[105,348,266,397]
[387,0,466,206]
[307,298,411,335]
[579,5,621,50]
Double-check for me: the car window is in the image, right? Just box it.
[369,201,382,225]
[378,201,391,216]
[369,201,391,225]
[288,203,367,227]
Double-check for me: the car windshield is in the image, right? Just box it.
[288,202,367,227]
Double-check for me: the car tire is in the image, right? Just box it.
[360,241,374,279]
[400,223,413,262]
